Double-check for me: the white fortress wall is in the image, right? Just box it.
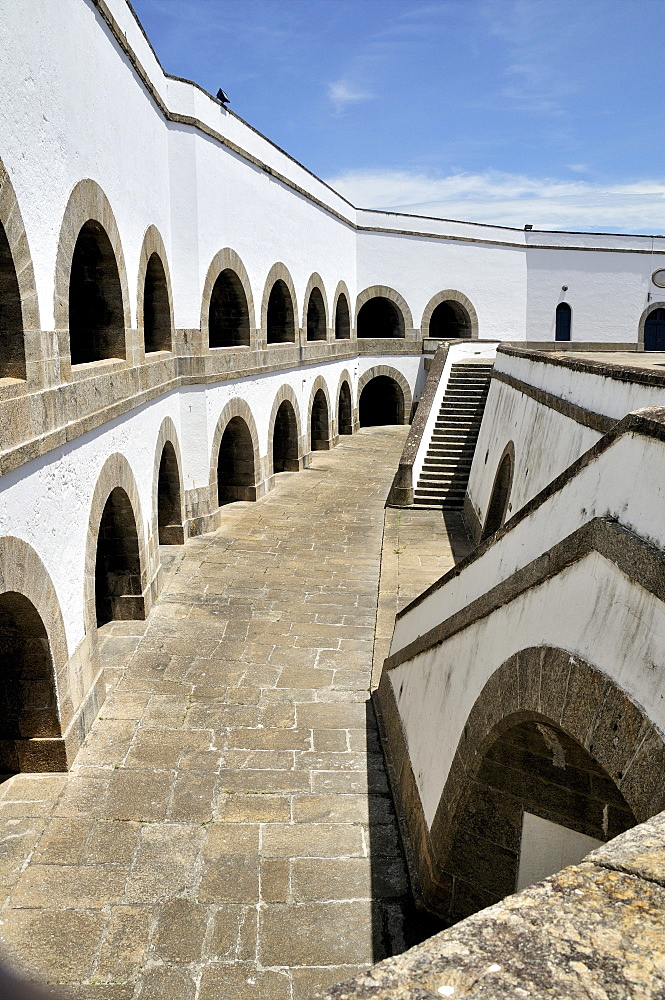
[391,554,665,827]
[467,348,665,528]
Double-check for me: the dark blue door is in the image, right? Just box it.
[555,303,571,341]
[644,308,665,351]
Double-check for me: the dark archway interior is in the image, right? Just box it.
[306,287,326,341]
[157,442,183,544]
[0,592,60,770]
[209,268,250,348]
[0,221,26,379]
[218,416,256,504]
[359,375,404,426]
[429,300,471,339]
[555,302,572,342]
[310,389,330,450]
[357,297,404,339]
[441,718,636,924]
[482,453,513,539]
[69,220,125,365]
[144,252,172,353]
[338,381,353,435]
[266,280,295,344]
[644,308,665,352]
[95,487,142,626]
[273,400,299,472]
[335,293,350,339]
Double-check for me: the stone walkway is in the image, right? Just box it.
[0,427,453,1000]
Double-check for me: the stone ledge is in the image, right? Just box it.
[318,811,665,998]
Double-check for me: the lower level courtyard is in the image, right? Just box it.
[0,427,453,1000]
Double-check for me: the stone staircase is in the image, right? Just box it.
[413,360,494,508]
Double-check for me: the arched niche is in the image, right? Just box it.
[482,442,514,539]
[336,373,353,435]
[306,286,327,342]
[137,226,174,354]
[308,376,332,451]
[54,179,130,366]
[261,264,297,345]
[85,454,149,633]
[333,283,351,340]
[209,398,261,506]
[555,302,572,342]
[268,385,302,474]
[356,285,412,339]
[152,416,185,547]
[421,289,478,341]
[0,157,39,380]
[357,366,412,426]
[201,248,255,349]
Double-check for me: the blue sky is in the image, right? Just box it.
[131,0,665,233]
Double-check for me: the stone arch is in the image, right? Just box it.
[355,285,413,339]
[0,537,68,756]
[268,384,302,475]
[307,375,333,452]
[335,368,354,435]
[357,365,412,425]
[201,248,255,349]
[261,263,298,345]
[639,301,665,351]
[421,289,479,341]
[332,281,352,340]
[421,646,659,922]
[152,416,185,546]
[137,225,174,355]
[209,397,261,505]
[482,440,515,539]
[303,273,329,342]
[0,157,39,380]
[54,179,131,365]
[84,453,150,633]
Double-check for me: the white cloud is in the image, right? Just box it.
[328,80,373,114]
[324,168,665,234]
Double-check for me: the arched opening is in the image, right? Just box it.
[217,417,256,504]
[95,488,143,626]
[482,451,513,539]
[444,717,636,922]
[157,442,183,544]
[359,376,404,426]
[338,381,352,435]
[644,308,665,352]
[306,288,326,341]
[357,297,404,339]
[310,389,330,451]
[555,302,572,342]
[266,280,295,344]
[143,253,172,353]
[0,220,26,379]
[69,220,125,365]
[335,294,350,340]
[429,300,471,339]
[209,269,250,348]
[0,593,60,767]
[272,400,299,473]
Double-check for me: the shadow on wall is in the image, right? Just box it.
[364,700,444,959]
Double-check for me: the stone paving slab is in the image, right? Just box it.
[0,427,449,999]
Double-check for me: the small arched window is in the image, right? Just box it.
[555,303,571,342]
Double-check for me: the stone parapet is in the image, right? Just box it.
[318,812,665,998]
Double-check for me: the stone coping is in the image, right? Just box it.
[0,341,420,479]
[499,345,665,387]
[392,405,665,626]
[318,808,665,999]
